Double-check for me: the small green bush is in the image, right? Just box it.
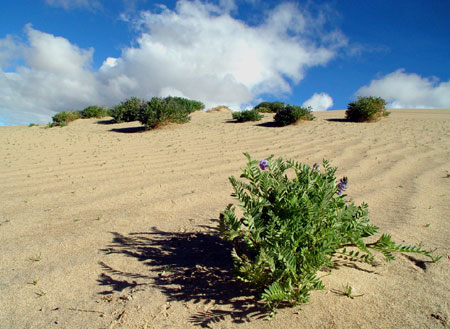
[50,111,82,127]
[254,101,285,113]
[274,105,314,126]
[346,96,389,122]
[232,109,263,122]
[219,153,439,312]
[139,97,190,130]
[80,105,109,119]
[110,97,145,123]
[165,96,205,113]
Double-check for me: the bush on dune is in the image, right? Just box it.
[232,109,263,122]
[165,96,205,113]
[110,97,145,123]
[254,101,286,113]
[50,110,82,127]
[219,153,440,314]
[274,105,314,126]
[139,97,191,130]
[80,105,110,119]
[346,96,389,122]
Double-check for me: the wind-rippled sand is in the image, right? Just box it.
[1,109,449,328]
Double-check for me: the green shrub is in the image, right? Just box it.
[110,97,145,123]
[219,153,439,312]
[274,105,314,126]
[139,97,190,130]
[346,96,389,122]
[254,101,285,113]
[165,96,205,113]
[80,105,109,118]
[50,111,82,127]
[232,109,263,122]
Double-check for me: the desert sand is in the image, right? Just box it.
[1,109,449,328]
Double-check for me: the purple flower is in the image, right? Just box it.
[259,159,269,170]
[312,163,320,171]
[337,177,348,195]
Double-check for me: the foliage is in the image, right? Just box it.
[274,105,314,126]
[219,153,440,311]
[346,96,390,122]
[50,111,82,127]
[165,96,205,113]
[28,123,37,127]
[138,97,191,130]
[110,97,145,123]
[254,101,286,113]
[232,109,263,122]
[80,105,110,118]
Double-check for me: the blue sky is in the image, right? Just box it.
[0,0,449,125]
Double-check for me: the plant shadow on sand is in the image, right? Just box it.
[98,223,267,327]
[325,118,349,123]
[109,126,147,133]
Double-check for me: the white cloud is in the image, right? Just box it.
[0,26,100,124]
[0,35,24,69]
[356,69,450,109]
[0,0,346,124]
[302,92,333,111]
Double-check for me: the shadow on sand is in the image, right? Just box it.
[98,224,267,327]
[325,118,349,123]
[109,126,147,133]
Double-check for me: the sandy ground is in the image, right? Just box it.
[1,109,449,329]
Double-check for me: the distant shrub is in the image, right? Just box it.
[254,101,286,113]
[274,105,314,126]
[50,111,82,127]
[346,96,389,122]
[139,97,190,130]
[165,96,205,113]
[28,123,37,127]
[110,97,145,123]
[232,109,263,122]
[80,105,109,119]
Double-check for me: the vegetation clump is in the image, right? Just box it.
[50,111,82,127]
[274,105,314,126]
[47,96,203,129]
[254,101,286,113]
[219,153,440,312]
[110,97,145,123]
[165,96,205,113]
[138,97,191,130]
[232,109,263,122]
[80,105,110,119]
[346,96,389,122]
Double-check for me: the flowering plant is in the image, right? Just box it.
[219,153,440,311]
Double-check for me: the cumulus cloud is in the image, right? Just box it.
[302,92,333,111]
[0,25,100,124]
[0,0,346,124]
[356,69,450,109]
[0,35,25,69]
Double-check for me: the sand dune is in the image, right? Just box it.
[1,109,449,328]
